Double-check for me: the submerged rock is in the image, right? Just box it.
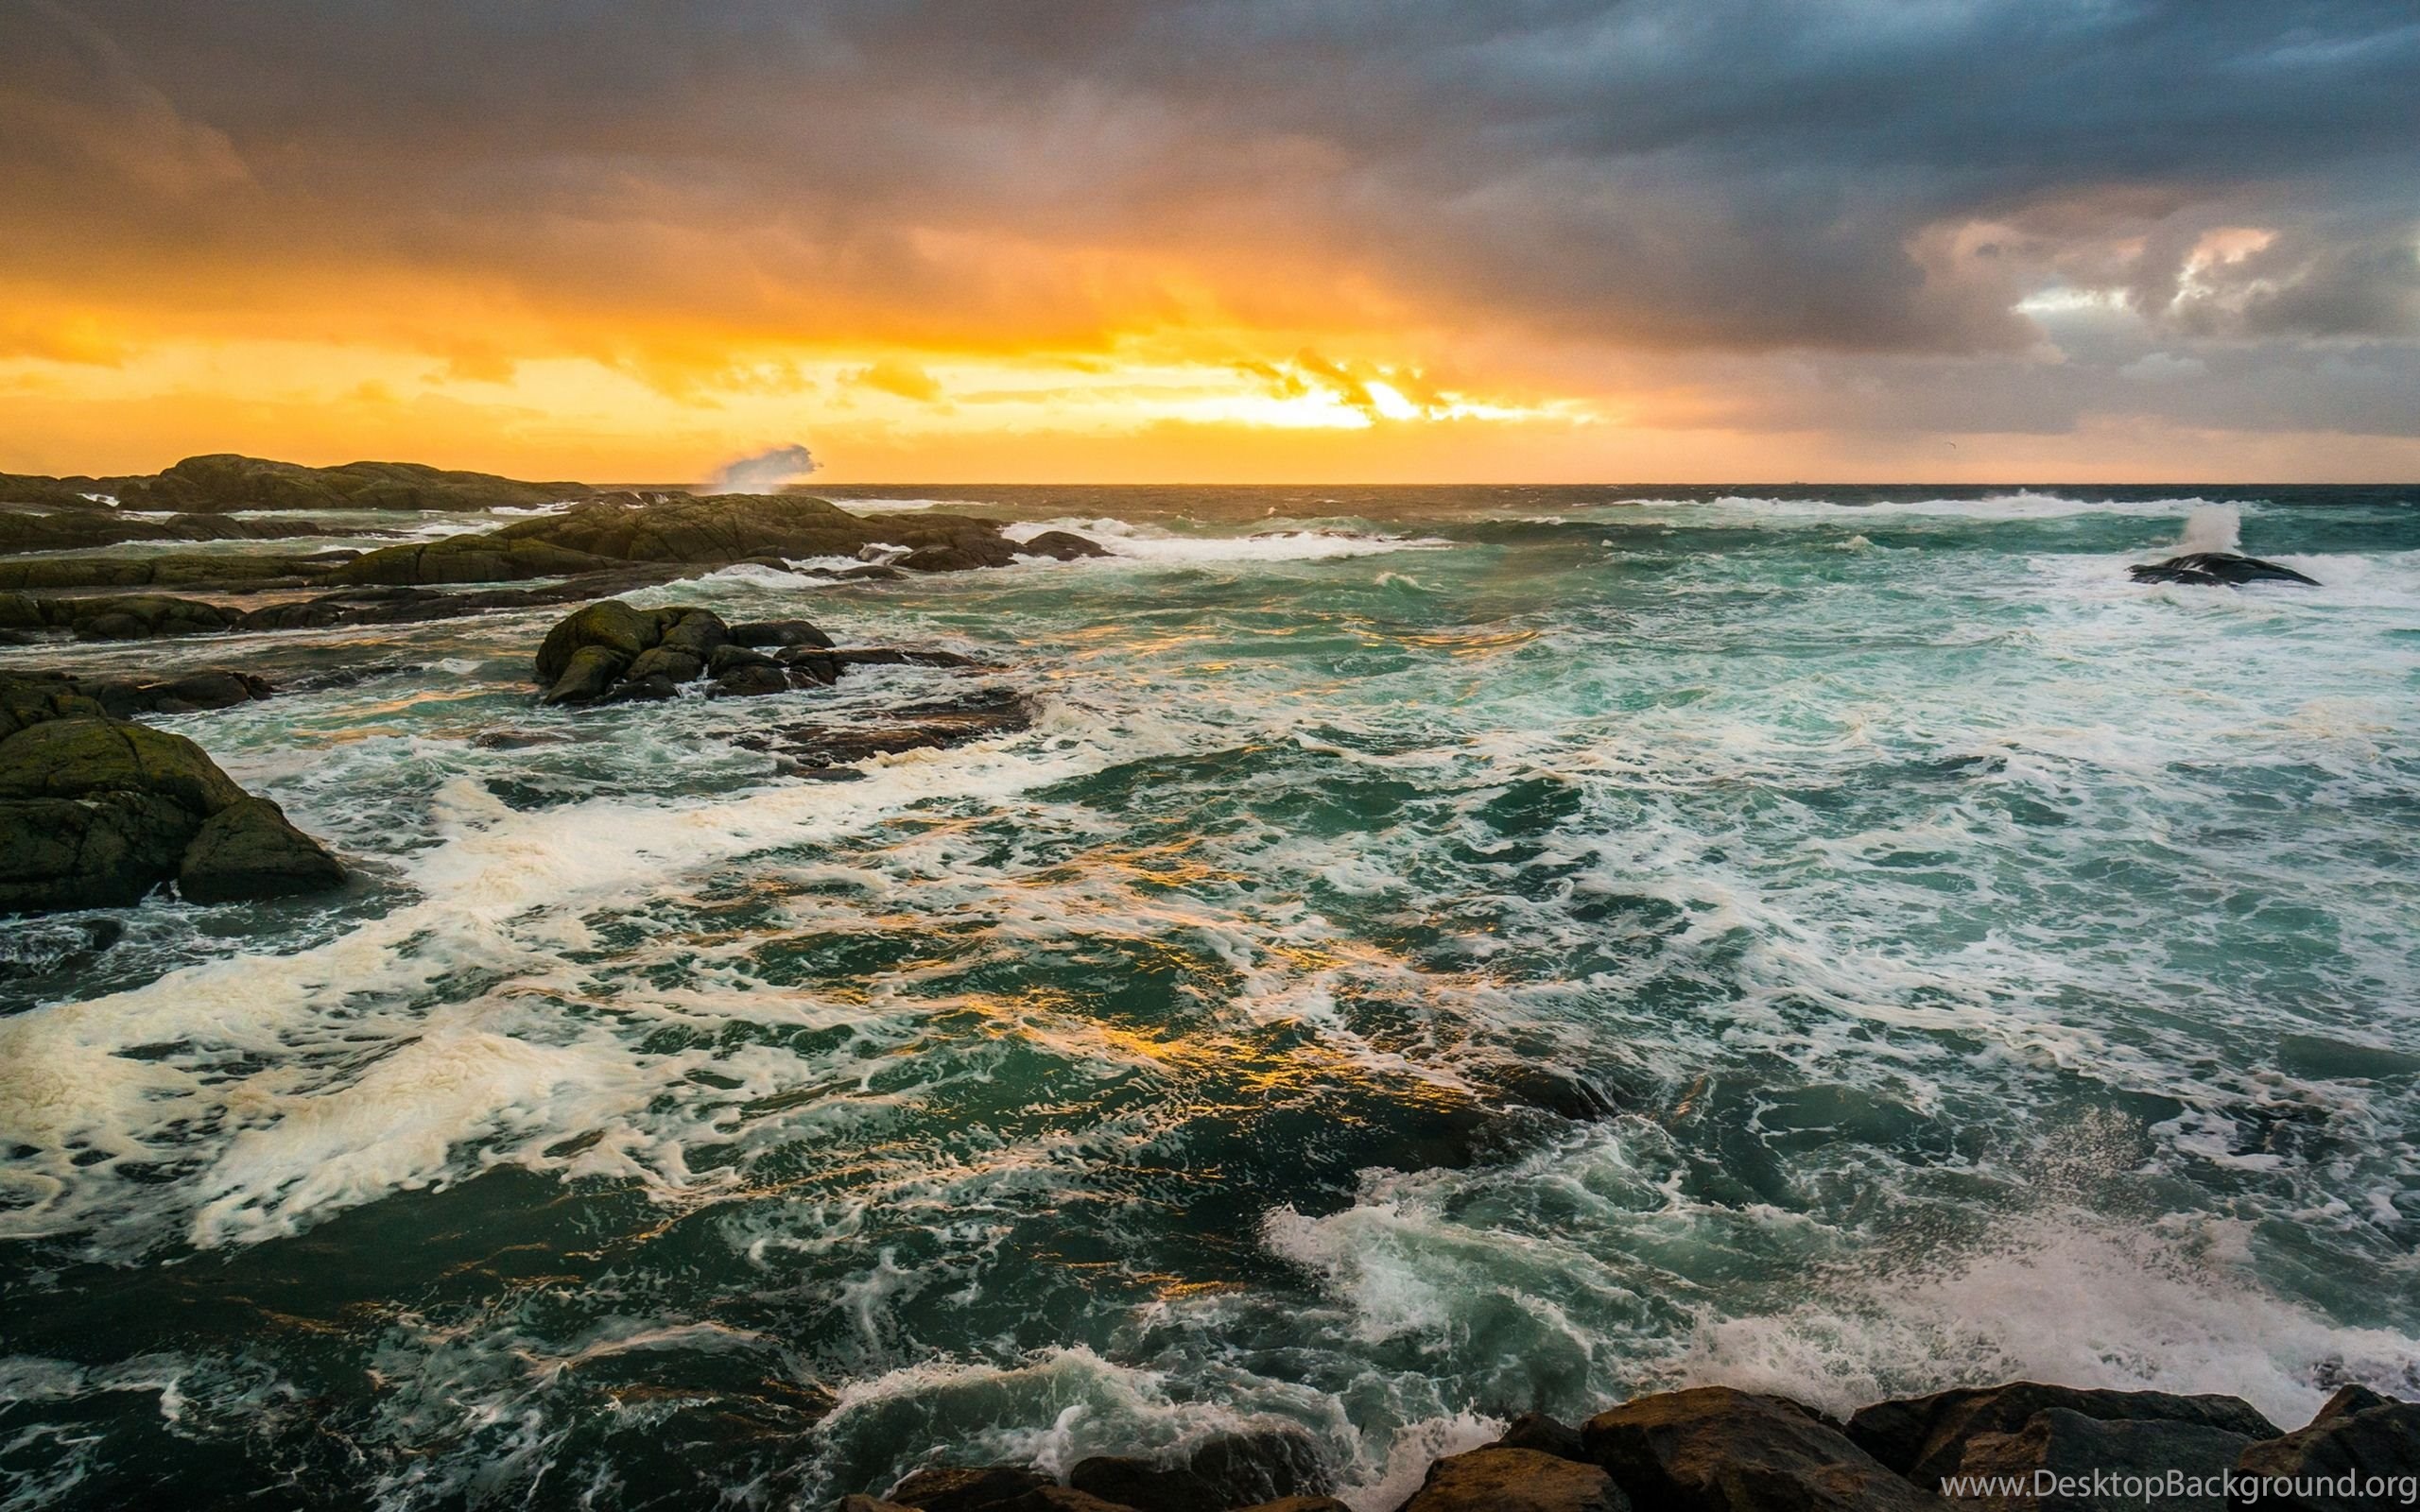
[732,686,1032,771]
[0,715,343,913]
[2128,552,2319,588]
[1584,1387,1937,1511]
[2232,1385,2420,1511]
[1846,1383,2279,1490]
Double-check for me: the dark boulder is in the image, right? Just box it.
[533,601,724,705]
[330,538,616,586]
[1495,1414,1590,1462]
[708,644,781,678]
[994,1491,1134,1512]
[0,715,343,913]
[2230,1385,2420,1511]
[897,539,1018,573]
[731,618,835,648]
[178,797,349,902]
[707,663,791,698]
[1399,1446,1628,1512]
[1235,1501,1350,1512]
[1068,1455,1224,1512]
[624,646,704,684]
[1846,1383,2278,1490]
[1583,1387,1939,1512]
[1945,1406,2253,1510]
[1184,1427,1328,1505]
[1017,530,1110,560]
[2129,552,2318,588]
[886,1464,1051,1511]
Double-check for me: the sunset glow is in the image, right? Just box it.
[3,2,2415,482]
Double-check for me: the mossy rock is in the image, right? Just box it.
[0,716,248,812]
[0,715,345,915]
[178,797,346,902]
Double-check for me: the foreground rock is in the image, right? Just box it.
[2,454,580,514]
[1847,1383,2280,1491]
[1949,1407,2253,1510]
[1584,1387,1941,1511]
[836,1383,2420,1512]
[0,714,343,913]
[1401,1447,1626,1511]
[2129,552,2319,587]
[2232,1385,2420,1511]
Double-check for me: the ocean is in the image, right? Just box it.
[3,484,2416,1509]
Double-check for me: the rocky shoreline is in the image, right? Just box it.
[833,1379,2418,1512]
[0,456,1104,642]
[0,588,1031,914]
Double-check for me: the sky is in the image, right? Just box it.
[2,0,2416,484]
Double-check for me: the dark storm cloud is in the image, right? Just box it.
[2,0,2415,365]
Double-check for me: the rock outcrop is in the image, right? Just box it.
[1583,1387,1941,1511]
[336,492,1099,584]
[830,1383,2420,1512]
[0,714,344,913]
[1949,1407,2253,1510]
[534,600,851,704]
[0,506,335,553]
[0,569,690,643]
[2232,1385,2420,1511]
[3,455,576,514]
[2129,551,2320,587]
[1846,1383,2280,1490]
[1399,1446,1627,1511]
[0,551,356,592]
[1,668,273,730]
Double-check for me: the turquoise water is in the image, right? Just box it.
[3,485,2416,1509]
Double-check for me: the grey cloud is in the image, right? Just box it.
[1,0,2415,394]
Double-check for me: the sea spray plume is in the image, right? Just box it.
[2177,504,2242,554]
[702,444,818,494]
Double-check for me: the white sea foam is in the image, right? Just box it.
[1002,516,1447,563]
[1629,490,2238,525]
[1681,1217,2420,1428]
